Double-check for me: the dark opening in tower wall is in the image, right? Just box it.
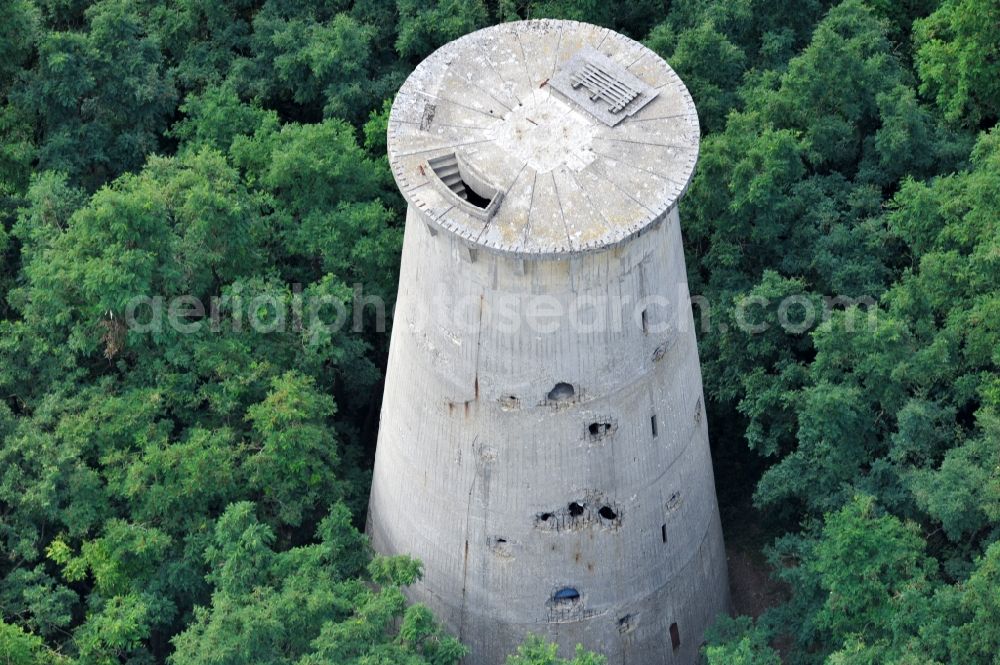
[661,524,667,543]
[588,421,612,439]
[568,501,585,517]
[547,382,575,401]
[670,622,681,650]
[599,506,617,520]
[553,587,581,603]
[651,414,658,437]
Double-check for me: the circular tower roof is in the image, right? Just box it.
[387,20,700,257]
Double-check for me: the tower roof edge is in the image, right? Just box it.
[387,19,701,257]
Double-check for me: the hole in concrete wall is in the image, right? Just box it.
[489,536,514,558]
[588,422,612,439]
[553,587,580,603]
[652,343,667,363]
[651,414,658,437]
[641,308,649,334]
[661,524,667,543]
[670,623,681,650]
[499,395,520,411]
[665,491,682,513]
[548,382,575,401]
[539,512,554,522]
[568,502,585,517]
[618,614,636,634]
[598,506,617,520]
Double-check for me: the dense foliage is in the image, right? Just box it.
[0,0,996,663]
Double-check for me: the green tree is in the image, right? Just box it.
[0,0,40,198]
[248,5,378,120]
[938,542,1000,664]
[647,21,746,133]
[915,0,1000,127]
[0,621,67,665]
[524,0,662,37]
[169,83,278,156]
[12,149,265,357]
[810,497,935,645]
[504,635,606,665]
[21,0,176,188]
[169,502,466,665]
[147,0,254,91]
[0,1,40,91]
[396,0,488,62]
[703,616,780,665]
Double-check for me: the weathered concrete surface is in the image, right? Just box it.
[369,20,730,665]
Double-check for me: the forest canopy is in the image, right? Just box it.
[0,0,997,663]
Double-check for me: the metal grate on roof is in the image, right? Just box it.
[571,62,641,113]
[550,46,659,126]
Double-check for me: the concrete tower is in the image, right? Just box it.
[369,19,730,665]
